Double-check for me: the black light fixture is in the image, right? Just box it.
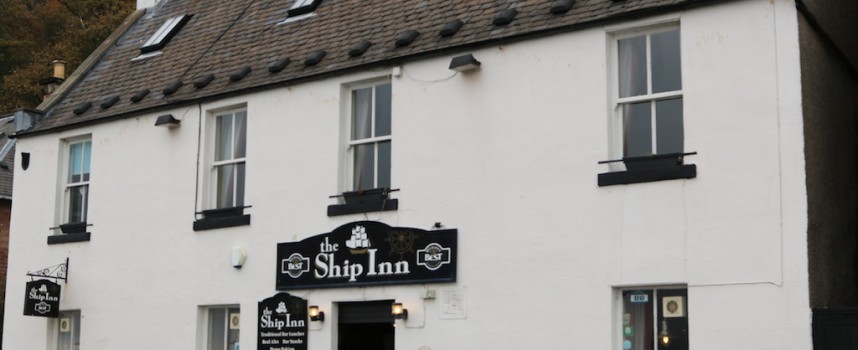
[391,302,408,320]
[449,54,481,72]
[308,305,325,322]
[659,319,671,346]
[154,114,181,127]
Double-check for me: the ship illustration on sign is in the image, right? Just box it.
[346,225,371,254]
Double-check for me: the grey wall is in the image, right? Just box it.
[800,12,858,308]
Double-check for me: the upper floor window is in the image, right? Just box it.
[212,109,247,209]
[65,139,91,224]
[599,24,695,186]
[615,26,683,162]
[348,81,391,191]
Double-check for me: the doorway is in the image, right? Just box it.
[338,300,395,350]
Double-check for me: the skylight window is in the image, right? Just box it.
[141,14,192,54]
[287,0,321,17]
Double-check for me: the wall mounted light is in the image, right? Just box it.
[308,305,325,322]
[659,319,671,346]
[154,114,181,127]
[392,302,408,320]
[449,54,481,72]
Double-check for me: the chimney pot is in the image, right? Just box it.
[53,60,66,79]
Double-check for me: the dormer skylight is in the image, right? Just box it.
[279,0,322,23]
[141,14,192,54]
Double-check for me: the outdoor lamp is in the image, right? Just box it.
[308,305,324,322]
[391,302,408,320]
[659,319,671,346]
[449,54,481,72]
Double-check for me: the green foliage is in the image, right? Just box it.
[0,0,135,113]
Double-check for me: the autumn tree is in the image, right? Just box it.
[0,0,135,113]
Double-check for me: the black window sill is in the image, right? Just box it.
[47,232,91,245]
[598,164,697,186]
[194,207,251,231]
[328,199,398,216]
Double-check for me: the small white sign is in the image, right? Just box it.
[229,313,241,330]
[59,318,71,333]
[630,294,649,303]
[662,296,685,318]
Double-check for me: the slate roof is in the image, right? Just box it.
[24,0,723,135]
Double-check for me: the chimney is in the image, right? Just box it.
[39,60,66,101]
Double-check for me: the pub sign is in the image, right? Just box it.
[23,280,61,318]
[276,221,457,290]
[258,293,308,350]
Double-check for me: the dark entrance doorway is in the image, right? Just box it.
[338,300,395,350]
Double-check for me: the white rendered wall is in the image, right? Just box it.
[4,0,810,349]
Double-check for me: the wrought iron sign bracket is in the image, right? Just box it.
[26,257,69,283]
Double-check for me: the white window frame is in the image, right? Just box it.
[608,22,683,170]
[341,78,392,193]
[204,107,248,210]
[59,136,92,225]
[614,285,688,350]
[199,305,240,350]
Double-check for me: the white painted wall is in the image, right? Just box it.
[4,0,810,349]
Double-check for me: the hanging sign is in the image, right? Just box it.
[276,221,457,290]
[258,293,308,350]
[23,280,61,318]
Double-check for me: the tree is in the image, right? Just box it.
[0,0,135,113]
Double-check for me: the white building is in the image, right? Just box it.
[3,0,856,349]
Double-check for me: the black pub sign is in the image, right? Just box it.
[23,280,61,318]
[258,293,308,350]
[276,221,457,290]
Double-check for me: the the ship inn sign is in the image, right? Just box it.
[23,280,61,318]
[276,221,457,290]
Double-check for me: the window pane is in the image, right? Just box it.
[618,35,647,98]
[208,308,226,350]
[622,290,654,350]
[235,162,245,207]
[374,83,392,137]
[623,102,652,158]
[353,143,375,191]
[377,141,391,189]
[57,311,81,350]
[655,98,683,155]
[82,141,91,182]
[234,111,247,159]
[68,185,87,223]
[216,164,235,208]
[352,87,372,140]
[215,114,233,162]
[651,30,682,93]
[68,143,82,183]
[227,308,240,350]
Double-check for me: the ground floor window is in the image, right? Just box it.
[620,287,688,350]
[57,310,81,350]
[206,306,240,350]
[338,300,394,350]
